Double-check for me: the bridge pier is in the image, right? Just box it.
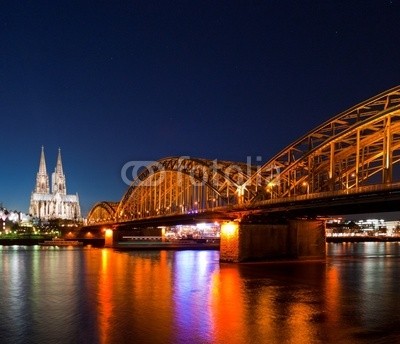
[104,228,114,247]
[220,219,326,262]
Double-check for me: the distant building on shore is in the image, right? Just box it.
[29,147,81,221]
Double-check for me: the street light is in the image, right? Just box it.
[302,181,309,196]
[267,182,275,199]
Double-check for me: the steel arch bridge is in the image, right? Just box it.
[87,85,400,225]
[115,157,255,222]
[87,201,119,224]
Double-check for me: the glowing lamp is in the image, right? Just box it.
[221,222,238,237]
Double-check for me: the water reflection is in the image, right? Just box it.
[172,251,217,343]
[0,244,400,343]
[235,262,332,343]
[0,246,86,343]
[209,264,245,344]
[85,249,176,343]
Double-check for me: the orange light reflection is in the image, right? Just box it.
[209,265,245,343]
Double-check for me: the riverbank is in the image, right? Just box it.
[0,238,217,249]
[1,237,399,247]
[114,241,220,251]
[0,238,105,247]
[0,238,45,246]
[327,236,400,243]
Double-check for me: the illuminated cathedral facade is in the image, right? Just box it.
[29,147,81,221]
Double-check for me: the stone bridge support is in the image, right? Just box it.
[220,219,326,262]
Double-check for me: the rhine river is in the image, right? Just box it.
[0,242,400,344]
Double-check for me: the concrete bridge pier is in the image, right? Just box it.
[220,219,326,262]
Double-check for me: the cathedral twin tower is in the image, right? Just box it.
[29,147,81,220]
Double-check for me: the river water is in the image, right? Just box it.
[0,242,399,344]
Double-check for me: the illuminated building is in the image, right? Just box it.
[29,147,81,220]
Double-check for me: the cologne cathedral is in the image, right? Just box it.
[29,147,81,220]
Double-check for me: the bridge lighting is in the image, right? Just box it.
[236,185,246,196]
[267,181,275,199]
[211,198,216,210]
[104,228,113,247]
[302,182,309,195]
[221,221,238,238]
[236,185,246,205]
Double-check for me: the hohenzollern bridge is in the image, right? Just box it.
[86,86,400,261]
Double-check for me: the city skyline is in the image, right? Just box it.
[1,2,400,215]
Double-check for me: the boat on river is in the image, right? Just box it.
[39,238,83,246]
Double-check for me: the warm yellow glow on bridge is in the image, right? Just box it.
[104,228,113,247]
[221,222,238,238]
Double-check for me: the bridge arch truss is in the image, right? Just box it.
[116,157,254,221]
[244,85,400,200]
[86,201,119,225]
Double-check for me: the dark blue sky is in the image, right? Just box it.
[1,1,400,216]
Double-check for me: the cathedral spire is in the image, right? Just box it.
[55,147,64,176]
[52,148,66,195]
[34,146,50,194]
[39,146,47,175]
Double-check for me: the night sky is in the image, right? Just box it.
[1,1,400,216]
